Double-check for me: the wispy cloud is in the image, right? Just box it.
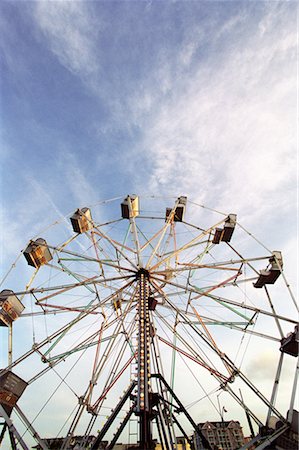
[33,2,99,80]
[58,151,100,208]
[0,175,68,276]
[26,176,67,222]
[3,2,296,250]
[129,4,296,229]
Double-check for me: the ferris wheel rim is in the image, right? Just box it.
[0,194,297,450]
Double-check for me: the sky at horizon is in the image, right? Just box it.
[0,0,298,447]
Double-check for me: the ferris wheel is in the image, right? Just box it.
[0,195,298,450]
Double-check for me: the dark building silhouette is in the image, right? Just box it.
[193,421,245,450]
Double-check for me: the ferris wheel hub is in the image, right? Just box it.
[136,268,150,279]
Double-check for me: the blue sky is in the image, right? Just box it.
[1,1,297,248]
[0,0,296,298]
[0,0,298,446]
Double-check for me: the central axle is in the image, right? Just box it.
[136,269,153,448]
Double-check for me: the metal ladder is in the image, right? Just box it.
[128,334,138,444]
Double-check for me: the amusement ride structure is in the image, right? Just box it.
[0,195,298,449]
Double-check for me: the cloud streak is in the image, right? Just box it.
[33,2,99,79]
[58,151,100,209]
[129,4,296,229]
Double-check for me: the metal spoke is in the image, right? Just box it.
[1,195,296,450]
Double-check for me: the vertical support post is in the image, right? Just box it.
[239,389,255,438]
[137,269,153,448]
[9,430,18,450]
[14,405,49,450]
[287,355,299,423]
[8,324,13,366]
[0,405,29,450]
[266,352,284,426]
[155,416,166,450]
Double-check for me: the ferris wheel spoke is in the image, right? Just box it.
[151,270,243,303]
[88,227,134,278]
[189,303,233,374]
[89,338,135,411]
[2,195,296,450]
[88,297,137,399]
[36,302,101,315]
[192,271,245,301]
[41,280,136,359]
[139,224,165,253]
[25,330,120,388]
[91,226,138,270]
[63,304,137,445]
[189,240,213,264]
[206,292,298,325]
[44,332,118,365]
[226,241,269,276]
[84,327,137,440]
[223,386,264,427]
[157,335,228,382]
[92,352,136,411]
[93,221,136,254]
[149,218,226,271]
[156,301,251,329]
[88,319,109,404]
[30,301,113,367]
[18,268,40,302]
[125,200,143,268]
[151,273,293,327]
[14,273,134,302]
[157,221,177,267]
[146,199,184,269]
[48,243,138,274]
[175,309,280,342]
[56,260,97,293]
[155,309,229,380]
[161,254,269,271]
[85,230,105,277]
[228,365,286,423]
[150,273,206,298]
[0,297,105,376]
[263,286,284,339]
[151,279,235,380]
[154,263,241,276]
[56,233,84,252]
[63,255,135,274]
[155,310,231,385]
[25,344,85,385]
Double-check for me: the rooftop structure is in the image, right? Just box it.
[194,421,245,450]
[32,435,99,449]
